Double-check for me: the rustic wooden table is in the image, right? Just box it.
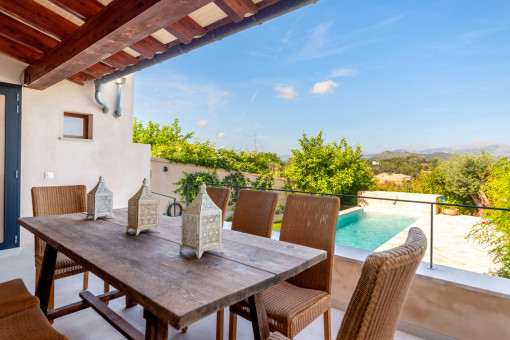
[18,208,327,340]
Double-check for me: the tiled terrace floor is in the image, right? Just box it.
[0,248,422,340]
[376,211,493,274]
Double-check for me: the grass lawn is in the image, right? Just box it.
[272,221,282,230]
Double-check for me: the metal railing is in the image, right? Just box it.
[153,192,182,217]
[184,181,510,270]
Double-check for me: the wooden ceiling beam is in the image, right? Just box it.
[82,62,116,78]
[0,0,78,40]
[68,71,96,85]
[0,13,59,54]
[0,35,42,64]
[48,0,103,22]
[214,0,258,23]
[130,36,168,59]
[25,0,213,89]
[102,50,139,70]
[165,16,206,44]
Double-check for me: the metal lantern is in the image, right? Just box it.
[126,178,160,235]
[86,176,114,220]
[180,183,223,259]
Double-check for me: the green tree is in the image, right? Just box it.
[134,118,283,174]
[468,158,510,278]
[133,117,193,146]
[284,131,375,197]
[174,171,220,203]
[439,152,493,206]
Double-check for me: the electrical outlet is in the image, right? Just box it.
[44,172,54,179]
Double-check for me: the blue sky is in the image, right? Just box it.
[134,0,510,156]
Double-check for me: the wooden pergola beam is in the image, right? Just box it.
[25,0,213,89]
[0,0,77,40]
[130,36,167,59]
[214,0,258,23]
[166,16,206,44]
[0,35,42,64]
[103,51,139,71]
[48,0,103,22]
[0,13,59,54]
[68,71,96,85]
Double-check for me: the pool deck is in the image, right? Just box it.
[232,207,495,275]
[373,209,494,274]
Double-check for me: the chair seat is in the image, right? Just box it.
[0,306,67,340]
[0,279,40,318]
[35,252,87,280]
[230,281,331,337]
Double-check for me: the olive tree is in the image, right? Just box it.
[439,152,493,206]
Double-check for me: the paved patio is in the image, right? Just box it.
[376,210,494,274]
[0,248,422,339]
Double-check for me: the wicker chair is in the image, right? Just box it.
[32,185,109,313]
[0,279,67,339]
[182,189,278,339]
[267,227,427,340]
[0,278,39,318]
[206,186,231,226]
[229,194,340,340]
[231,189,279,237]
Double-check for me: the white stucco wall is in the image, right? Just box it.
[0,54,151,248]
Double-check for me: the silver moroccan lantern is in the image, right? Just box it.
[86,176,114,220]
[126,178,159,235]
[180,183,223,259]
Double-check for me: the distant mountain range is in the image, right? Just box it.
[365,142,510,160]
[369,151,450,161]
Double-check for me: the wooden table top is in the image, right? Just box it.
[18,208,327,329]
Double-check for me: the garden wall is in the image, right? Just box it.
[150,157,287,217]
[358,190,442,214]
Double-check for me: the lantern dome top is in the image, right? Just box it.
[185,183,221,214]
[89,175,112,195]
[129,178,157,202]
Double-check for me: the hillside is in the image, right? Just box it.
[394,142,510,157]
[370,151,450,161]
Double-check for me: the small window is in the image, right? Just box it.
[63,112,92,139]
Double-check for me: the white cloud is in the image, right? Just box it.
[207,91,230,104]
[274,86,298,100]
[197,120,208,126]
[330,68,358,77]
[218,132,226,138]
[310,80,339,96]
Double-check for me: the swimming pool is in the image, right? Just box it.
[335,209,419,251]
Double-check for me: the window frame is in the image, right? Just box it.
[63,112,92,140]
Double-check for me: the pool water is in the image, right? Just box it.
[335,210,418,251]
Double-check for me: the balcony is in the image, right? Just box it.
[0,248,423,339]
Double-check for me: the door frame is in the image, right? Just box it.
[0,82,21,250]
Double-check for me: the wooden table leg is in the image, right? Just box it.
[35,244,58,316]
[144,309,168,340]
[126,295,138,308]
[248,293,270,340]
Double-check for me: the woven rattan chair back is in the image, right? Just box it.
[337,227,427,340]
[206,187,231,226]
[231,190,279,238]
[280,195,340,293]
[32,185,87,256]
